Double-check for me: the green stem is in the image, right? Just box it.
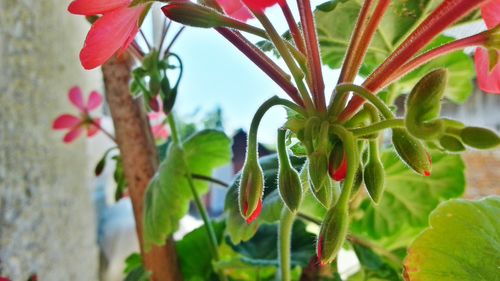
[350,119,404,137]
[331,84,395,121]
[248,96,306,154]
[278,207,295,281]
[167,112,227,281]
[277,128,292,168]
[253,12,315,112]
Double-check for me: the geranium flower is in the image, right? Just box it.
[68,0,147,70]
[475,0,500,94]
[216,0,253,22]
[148,109,169,142]
[53,87,103,143]
[241,0,283,13]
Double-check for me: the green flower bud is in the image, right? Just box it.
[460,127,500,149]
[405,69,448,140]
[392,128,432,176]
[364,159,385,204]
[349,164,364,200]
[239,157,265,224]
[309,176,340,209]
[317,202,349,264]
[277,128,302,212]
[308,151,329,192]
[328,142,347,182]
[438,135,465,152]
[162,2,229,28]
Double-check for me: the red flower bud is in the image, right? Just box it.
[329,143,347,181]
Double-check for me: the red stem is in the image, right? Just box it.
[92,119,117,143]
[297,0,326,112]
[280,2,306,54]
[338,0,489,122]
[385,32,487,89]
[216,28,304,106]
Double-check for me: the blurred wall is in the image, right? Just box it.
[0,1,100,280]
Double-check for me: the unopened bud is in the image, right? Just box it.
[277,128,303,212]
[363,159,385,204]
[317,202,349,264]
[392,128,432,176]
[405,69,448,140]
[438,135,465,152]
[308,151,328,192]
[162,2,228,28]
[350,164,364,200]
[239,157,265,224]
[460,126,500,149]
[328,142,347,181]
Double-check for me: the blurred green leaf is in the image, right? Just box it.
[124,253,151,281]
[404,196,500,281]
[176,221,225,281]
[144,130,232,249]
[350,150,465,249]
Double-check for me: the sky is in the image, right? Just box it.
[143,1,341,144]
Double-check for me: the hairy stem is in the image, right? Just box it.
[278,207,296,281]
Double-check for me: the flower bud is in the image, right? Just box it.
[316,203,349,264]
[239,158,265,224]
[392,128,432,176]
[309,177,340,209]
[308,151,329,192]
[162,2,229,28]
[460,126,500,149]
[405,69,448,140]
[438,135,465,152]
[349,164,364,200]
[278,167,302,212]
[328,142,347,181]
[363,159,385,204]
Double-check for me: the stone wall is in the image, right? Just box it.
[0,0,99,280]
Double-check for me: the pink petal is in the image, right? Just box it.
[481,0,500,29]
[475,48,500,94]
[53,114,82,130]
[87,91,103,111]
[68,86,86,111]
[79,6,145,70]
[68,0,131,15]
[216,0,253,22]
[63,126,84,143]
[152,124,169,140]
[87,118,101,137]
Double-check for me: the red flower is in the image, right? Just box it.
[241,0,283,13]
[475,0,500,94]
[0,277,11,281]
[53,87,103,143]
[68,0,146,70]
[216,0,253,22]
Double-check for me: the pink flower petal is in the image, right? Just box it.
[87,91,103,111]
[79,6,145,70]
[53,114,82,130]
[68,0,131,15]
[216,0,253,22]
[481,0,500,29]
[152,124,169,140]
[475,48,500,94]
[68,86,86,111]
[87,118,101,137]
[63,126,84,143]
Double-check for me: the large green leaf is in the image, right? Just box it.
[144,130,232,249]
[404,196,500,281]
[350,150,465,249]
[315,0,474,103]
[176,221,225,281]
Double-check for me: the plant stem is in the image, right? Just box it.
[91,119,117,143]
[297,0,326,112]
[253,12,315,112]
[280,2,306,54]
[191,173,229,188]
[278,207,296,281]
[332,84,395,121]
[350,119,404,137]
[216,28,304,106]
[167,112,227,281]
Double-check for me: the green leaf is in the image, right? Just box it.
[350,150,465,249]
[315,0,474,103]
[176,221,225,281]
[229,221,316,268]
[143,130,232,250]
[404,196,500,281]
[124,253,151,281]
[349,243,403,281]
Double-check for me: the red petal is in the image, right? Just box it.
[330,155,347,181]
[87,91,103,111]
[151,124,169,140]
[475,48,500,94]
[68,86,86,111]
[241,0,282,13]
[216,0,253,22]
[245,199,262,224]
[481,0,500,29]
[79,6,145,70]
[317,235,324,264]
[68,0,131,15]
[63,126,83,143]
[53,114,82,130]
[87,118,101,137]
